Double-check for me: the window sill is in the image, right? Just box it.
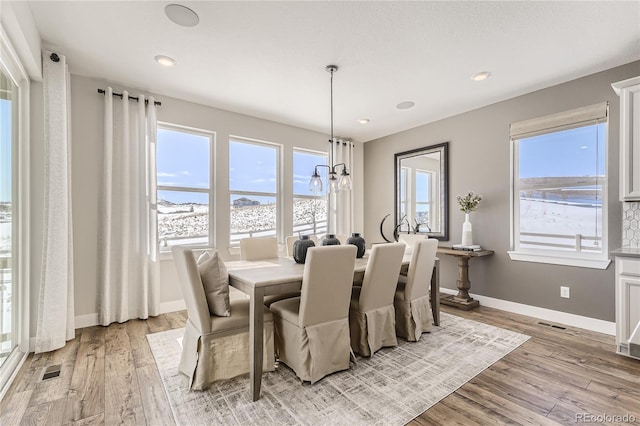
[508,251,611,270]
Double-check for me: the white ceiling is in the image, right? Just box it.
[27,1,640,142]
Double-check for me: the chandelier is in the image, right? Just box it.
[309,65,352,193]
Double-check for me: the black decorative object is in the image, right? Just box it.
[292,235,315,264]
[322,234,341,246]
[379,214,392,243]
[347,233,366,258]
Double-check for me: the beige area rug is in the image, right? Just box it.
[147,312,529,426]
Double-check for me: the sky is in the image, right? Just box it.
[519,123,606,179]
[157,128,327,204]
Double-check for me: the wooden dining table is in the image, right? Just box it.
[226,252,440,401]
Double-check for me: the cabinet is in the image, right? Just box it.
[615,256,640,359]
[612,77,640,201]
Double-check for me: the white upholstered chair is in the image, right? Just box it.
[285,236,298,258]
[172,246,275,390]
[270,245,357,383]
[394,239,439,342]
[349,242,406,356]
[240,236,278,260]
[398,233,428,254]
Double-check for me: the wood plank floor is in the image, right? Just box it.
[1,306,638,425]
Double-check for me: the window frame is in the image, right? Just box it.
[508,104,610,269]
[293,148,328,237]
[156,122,215,252]
[228,136,281,247]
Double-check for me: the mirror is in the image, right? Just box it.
[394,142,449,240]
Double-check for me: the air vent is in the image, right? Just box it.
[538,322,567,331]
[42,364,62,381]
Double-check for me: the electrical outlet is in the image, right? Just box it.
[560,286,570,299]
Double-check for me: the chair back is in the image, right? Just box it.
[299,245,357,327]
[285,236,297,258]
[403,239,438,301]
[171,246,211,334]
[240,236,278,260]
[359,243,406,312]
[398,233,427,253]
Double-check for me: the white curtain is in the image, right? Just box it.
[98,87,159,326]
[36,50,75,353]
[333,139,354,236]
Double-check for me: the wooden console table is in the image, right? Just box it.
[436,247,494,310]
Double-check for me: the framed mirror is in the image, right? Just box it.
[394,142,449,240]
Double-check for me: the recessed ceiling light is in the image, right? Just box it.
[471,71,491,81]
[165,4,200,27]
[396,101,415,110]
[357,118,370,124]
[155,55,176,67]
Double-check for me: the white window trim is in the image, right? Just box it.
[156,122,215,256]
[508,103,610,270]
[229,136,281,247]
[0,25,30,397]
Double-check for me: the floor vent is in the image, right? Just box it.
[42,365,62,381]
[538,321,567,331]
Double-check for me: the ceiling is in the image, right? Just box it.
[27,1,640,142]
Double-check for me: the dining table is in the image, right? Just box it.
[226,251,440,401]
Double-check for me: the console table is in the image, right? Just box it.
[437,247,494,310]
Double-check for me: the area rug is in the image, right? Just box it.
[147,312,529,425]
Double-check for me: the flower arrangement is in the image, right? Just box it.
[457,191,482,213]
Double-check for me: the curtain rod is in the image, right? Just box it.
[97,88,162,106]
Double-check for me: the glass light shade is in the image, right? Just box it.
[338,172,352,191]
[329,176,339,193]
[309,175,323,193]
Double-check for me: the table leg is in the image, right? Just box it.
[454,256,473,302]
[249,287,265,401]
[431,259,440,326]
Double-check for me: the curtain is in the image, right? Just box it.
[36,50,75,353]
[98,87,159,326]
[333,139,354,236]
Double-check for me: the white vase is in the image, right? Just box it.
[461,213,473,246]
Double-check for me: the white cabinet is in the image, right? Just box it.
[612,77,640,201]
[615,257,640,359]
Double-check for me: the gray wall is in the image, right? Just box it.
[364,60,640,322]
[29,74,364,332]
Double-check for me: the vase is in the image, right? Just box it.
[461,213,473,246]
[293,235,315,264]
[346,233,366,258]
[322,234,341,246]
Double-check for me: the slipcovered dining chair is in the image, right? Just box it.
[240,236,278,261]
[172,246,275,390]
[398,233,428,254]
[349,242,406,356]
[270,245,357,383]
[394,239,439,342]
[285,236,298,258]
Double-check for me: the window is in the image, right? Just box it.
[293,149,328,237]
[509,102,609,269]
[399,167,435,232]
[156,124,213,249]
[229,138,280,246]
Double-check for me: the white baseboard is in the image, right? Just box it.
[70,299,187,330]
[440,288,616,335]
[75,313,99,329]
[159,299,186,314]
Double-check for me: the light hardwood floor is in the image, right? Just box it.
[1,306,638,425]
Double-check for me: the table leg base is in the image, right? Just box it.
[439,293,480,310]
